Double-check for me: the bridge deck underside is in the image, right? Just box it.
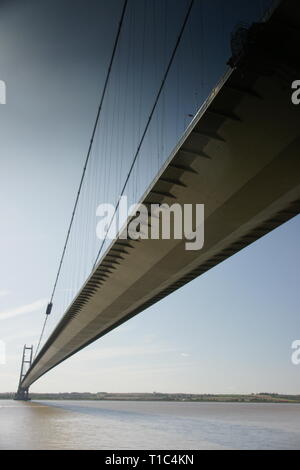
[22,0,300,389]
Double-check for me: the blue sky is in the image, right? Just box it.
[1,0,299,394]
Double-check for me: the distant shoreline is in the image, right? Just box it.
[1,392,300,403]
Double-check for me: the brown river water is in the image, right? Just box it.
[0,400,300,450]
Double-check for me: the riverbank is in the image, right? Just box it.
[1,392,300,403]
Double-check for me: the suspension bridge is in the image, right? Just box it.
[15,0,300,400]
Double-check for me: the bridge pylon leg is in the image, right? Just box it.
[14,345,33,401]
[14,388,30,401]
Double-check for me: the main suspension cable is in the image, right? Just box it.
[93,0,195,269]
[34,0,128,359]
